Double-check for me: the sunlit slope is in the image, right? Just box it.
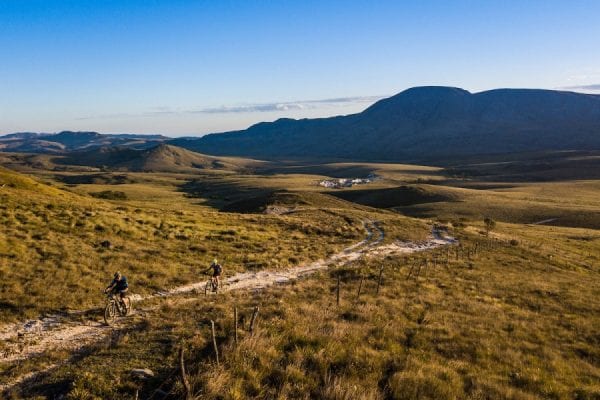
[57,144,264,173]
[0,167,426,323]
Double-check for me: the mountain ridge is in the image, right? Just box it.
[0,131,168,154]
[2,87,600,162]
[169,86,600,162]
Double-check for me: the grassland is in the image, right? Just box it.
[1,153,599,399]
[8,223,599,399]
[0,165,426,323]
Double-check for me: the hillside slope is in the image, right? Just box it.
[170,86,600,162]
[56,144,253,172]
[0,131,167,153]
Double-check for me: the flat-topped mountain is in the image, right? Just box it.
[171,87,600,162]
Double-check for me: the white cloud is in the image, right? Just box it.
[74,95,386,120]
[192,95,386,114]
[561,83,600,93]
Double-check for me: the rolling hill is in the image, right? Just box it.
[170,86,600,162]
[0,131,167,153]
[55,143,254,172]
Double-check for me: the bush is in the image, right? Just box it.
[483,217,496,236]
[90,190,128,200]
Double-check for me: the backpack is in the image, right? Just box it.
[214,264,222,274]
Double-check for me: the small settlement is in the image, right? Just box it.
[318,174,376,189]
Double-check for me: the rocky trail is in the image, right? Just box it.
[0,221,456,392]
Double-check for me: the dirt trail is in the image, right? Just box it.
[0,221,455,391]
[530,218,559,225]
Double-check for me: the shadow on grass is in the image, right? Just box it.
[6,321,175,400]
[256,162,376,178]
[54,173,138,185]
[329,185,456,209]
[179,178,280,213]
[443,150,600,182]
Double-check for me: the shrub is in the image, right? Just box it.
[89,190,128,200]
[483,217,496,236]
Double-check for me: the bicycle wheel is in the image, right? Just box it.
[104,301,117,325]
[121,297,132,316]
[204,279,211,296]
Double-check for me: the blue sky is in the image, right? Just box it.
[1,0,600,136]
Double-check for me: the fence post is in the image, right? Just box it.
[407,261,416,280]
[336,275,341,306]
[415,260,425,279]
[249,306,259,334]
[211,320,220,366]
[356,275,364,300]
[180,346,192,400]
[376,265,384,294]
[234,306,238,345]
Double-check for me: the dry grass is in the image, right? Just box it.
[0,167,424,322]
[12,224,599,399]
[1,159,599,400]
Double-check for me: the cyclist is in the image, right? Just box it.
[204,259,223,290]
[104,271,129,304]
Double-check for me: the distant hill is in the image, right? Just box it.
[0,131,167,153]
[57,144,252,172]
[170,87,600,162]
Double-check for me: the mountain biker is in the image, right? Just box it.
[204,259,222,290]
[104,271,129,301]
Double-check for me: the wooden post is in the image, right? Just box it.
[234,306,238,345]
[180,347,192,400]
[356,275,364,300]
[415,260,425,279]
[336,275,341,306]
[249,306,259,334]
[211,320,220,366]
[376,265,384,294]
[407,261,416,280]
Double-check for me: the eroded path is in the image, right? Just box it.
[0,221,455,391]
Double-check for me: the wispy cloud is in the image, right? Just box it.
[561,83,600,92]
[75,95,386,120]
[76,109,181,120]
[191,95,386,114]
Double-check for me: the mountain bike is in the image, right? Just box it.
[204,275,219,295]
[104,292,131,325]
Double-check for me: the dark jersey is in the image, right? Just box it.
[112,276,128,291]
[211,264,222,276]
